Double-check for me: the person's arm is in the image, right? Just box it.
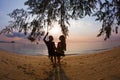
[43,32,49,42]
[53,42,56,51]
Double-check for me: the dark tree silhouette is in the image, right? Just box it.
[0,0,120,41]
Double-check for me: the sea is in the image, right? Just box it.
[0,40,120,56]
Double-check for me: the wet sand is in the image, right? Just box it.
[0,47,120,80]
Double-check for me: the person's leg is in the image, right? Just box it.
[54,56,56,64]
[51,56,54,63]
[57,56,61,64]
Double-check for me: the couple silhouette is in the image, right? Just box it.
[43,32,66,65]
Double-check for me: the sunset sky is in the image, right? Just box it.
[0,0,120,43]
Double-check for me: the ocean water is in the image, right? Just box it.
[0,40,120,56]
[66,41,120,55]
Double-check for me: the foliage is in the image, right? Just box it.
[94,0,120,40]
[0,0,120,41]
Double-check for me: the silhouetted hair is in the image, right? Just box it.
[49,35,54,41]
[59,35,66,50]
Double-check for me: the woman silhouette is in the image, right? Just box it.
[56,35,66,64]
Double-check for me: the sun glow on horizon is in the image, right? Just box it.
[47,24,63,42]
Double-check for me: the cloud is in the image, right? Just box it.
[5,32,26,38]
[0,33,30,44]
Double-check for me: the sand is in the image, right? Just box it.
[0,47,120,80]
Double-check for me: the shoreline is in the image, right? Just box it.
[0,41,120,56]
[0,45,119,56]
[0,47,120,80]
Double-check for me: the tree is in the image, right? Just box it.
[0,0,120,41]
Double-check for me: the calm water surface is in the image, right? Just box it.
[0,40,120,55]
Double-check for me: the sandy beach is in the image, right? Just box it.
[0,47,120,80]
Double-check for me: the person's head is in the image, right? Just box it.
[49,35,54,42]
[59,35,66,50]
[59,35,66,42]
